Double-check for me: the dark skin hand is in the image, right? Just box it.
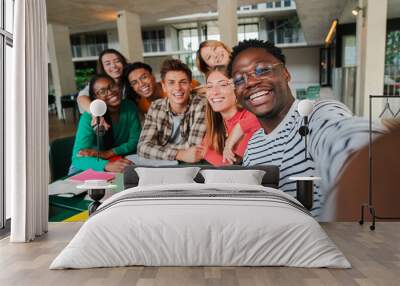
[78,149,116,160]
[78,149,133,173]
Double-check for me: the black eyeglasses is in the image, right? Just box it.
[233,62,283,88]
[206,80,233,91]
[95,84,119,97]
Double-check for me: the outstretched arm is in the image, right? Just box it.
[307,100,386,196]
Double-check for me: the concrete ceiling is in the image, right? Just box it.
[295,0,348,45]
[46,0,272,28]
[296,0,400,45]
[339,0,400,24]
[47,0,400,44]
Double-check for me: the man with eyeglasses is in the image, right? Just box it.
[137,59,206,163]
[226,39,385,220]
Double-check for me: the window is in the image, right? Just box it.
[275,1,282,8]
[86,32,108,57]
[342,35,357,67]
[178,28,199,51]
[266,21,275,43]
[384,30,400,96]
[266,2,273,8]
[1,0,14,230]
[177,28,199,77]
[239,5,252,11]
[267,16,304,44]
[70,32,108,58]
[70,34,82,58]
[238,23,259,42]
[284,0,291,7]
[142,29,166,53]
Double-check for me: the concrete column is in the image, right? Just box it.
[197,22,203,45]
[117,10,144,62]
[47,23,77,119]
[217,0,238,48]
[355,0,387,117]
[259,17,268,41]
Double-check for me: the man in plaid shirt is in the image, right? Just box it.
[137,59,206,163]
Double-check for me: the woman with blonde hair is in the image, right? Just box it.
[196,40,232,74]
[202,66,260,166]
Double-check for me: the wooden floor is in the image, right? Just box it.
[49,111,77,143]
[1,222,399,286]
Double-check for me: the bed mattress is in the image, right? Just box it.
[50,183,350,269]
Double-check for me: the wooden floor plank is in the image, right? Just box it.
[1,222,400,286]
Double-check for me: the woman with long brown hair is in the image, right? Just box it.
[202,67,260,166]
[77,49,130,114]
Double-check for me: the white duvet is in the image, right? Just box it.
[50,183,350,269]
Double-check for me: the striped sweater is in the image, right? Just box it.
[243,99,385,218]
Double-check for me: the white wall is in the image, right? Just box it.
[144,56,172,81]
[282,46,320,90]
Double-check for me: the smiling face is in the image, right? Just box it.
[128,68,156,99]
[231,48,292,118]
[206,71,237,116]
[93,77,121,108]
[161,71,191,113]
[200,45,230,69]
[101,53,124,80]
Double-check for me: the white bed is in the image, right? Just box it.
[50,183,350,269]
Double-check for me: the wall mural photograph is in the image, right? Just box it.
[1,0,400,285]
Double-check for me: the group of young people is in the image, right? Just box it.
[70,38,385,218]
[70,39,258,174]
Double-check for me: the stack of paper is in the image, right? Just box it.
[49,169,116,197]
[68,169,115,182]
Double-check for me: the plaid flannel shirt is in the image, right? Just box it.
[137,95,206,160]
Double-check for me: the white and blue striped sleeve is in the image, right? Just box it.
[307,100,386,196]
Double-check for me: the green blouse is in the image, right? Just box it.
[71,99,141,171]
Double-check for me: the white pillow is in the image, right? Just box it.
[200,169,266,185]
[135,167,200,186]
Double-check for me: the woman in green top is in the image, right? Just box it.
[71,74,141,173]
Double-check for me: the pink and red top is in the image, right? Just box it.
[202,109,261,166]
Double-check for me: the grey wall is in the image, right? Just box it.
[283,46,320,90]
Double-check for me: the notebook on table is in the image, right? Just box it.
[49,169,116,197]
[67,168,115,182]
